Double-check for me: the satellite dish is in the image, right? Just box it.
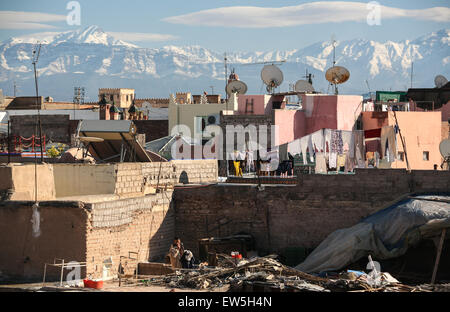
[435,75,448,88]
[325,66,350,84]
[439,139,450,157]
[226,80,248,96]
[294,80,315,93]
[261,65,284,93]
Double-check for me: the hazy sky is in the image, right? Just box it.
[0,0,449,51]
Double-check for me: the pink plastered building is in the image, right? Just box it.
[237,93,363,146]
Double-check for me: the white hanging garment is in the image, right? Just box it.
[288,139,301,156]
[311,129,325,153]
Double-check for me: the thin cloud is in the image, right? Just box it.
[163,1,450,28]
[0,11,66,29]
[107,32,178,42]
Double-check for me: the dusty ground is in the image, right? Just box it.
[0,280,229,292]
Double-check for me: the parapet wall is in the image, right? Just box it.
[0,160,218,200]
[173,169,450,256]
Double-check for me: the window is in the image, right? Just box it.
[423,151,429,161]
[397,152,405,161]
[110,95,113,101]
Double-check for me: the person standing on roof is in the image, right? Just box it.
[168,237,184,268]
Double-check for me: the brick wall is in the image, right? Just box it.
[173,169,450,257]
[86,191,174,279]
[114,160,218,197]
[171,159,218,184]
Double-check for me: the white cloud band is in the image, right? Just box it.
[107,32,178,42]
[0,11,66,29]
[163,1,450,28]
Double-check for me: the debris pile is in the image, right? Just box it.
[135,254,420,292]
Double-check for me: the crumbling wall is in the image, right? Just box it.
[85,190,174,279]
[173,169,450,256]
[0,191,175,281]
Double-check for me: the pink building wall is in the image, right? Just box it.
[301,94,362,134]
[236,93,362,146]
[337,95,363,130]
[237,95,272,115]
[362,111,442,170]
[273,110,306,145]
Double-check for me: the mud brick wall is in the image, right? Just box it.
[85,191,174,279]
[0,191,175,280]
[0,201,88,281]
[173,169,450,257]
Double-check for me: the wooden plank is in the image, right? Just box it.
[431,228,447,284]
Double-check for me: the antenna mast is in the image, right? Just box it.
[224,53,228,101]
[32,43,44,163]
[332,39,337,94]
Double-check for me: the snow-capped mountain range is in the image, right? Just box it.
[0,25,449,101]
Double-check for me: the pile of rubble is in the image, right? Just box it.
[136,254,421,292]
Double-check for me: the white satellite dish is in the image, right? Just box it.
[439,139,450,158]
[435,75,448,88]
[226,80,248,96]
[294,80,315,93]
[261,65,284,93]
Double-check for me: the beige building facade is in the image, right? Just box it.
[98,88,135,108]
[168,92,237,139]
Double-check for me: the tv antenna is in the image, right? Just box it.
[13,81,19,97]
[303,69,314,85]
[365,80,371,93]
[32,42,44,163]
[224,53,228,101]
[73,87,86,104]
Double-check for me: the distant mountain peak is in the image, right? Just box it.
[7,25,137,48]
[0,28,448,100]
